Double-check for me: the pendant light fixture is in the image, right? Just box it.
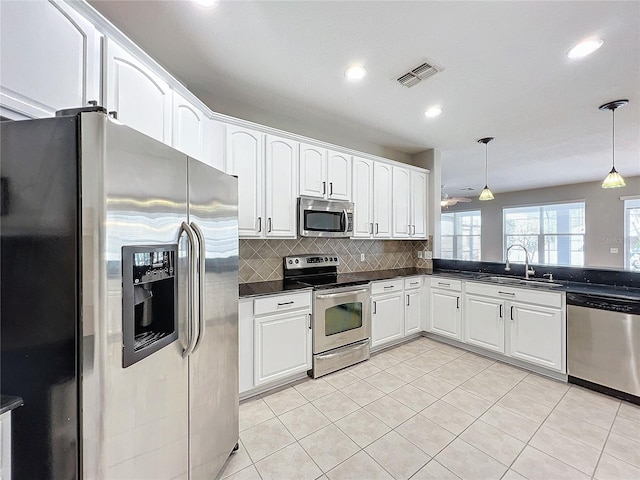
[478,137,495,201]
[599,99,628,188]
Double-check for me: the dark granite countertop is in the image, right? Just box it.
[1,395,23,415]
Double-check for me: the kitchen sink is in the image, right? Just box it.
[481,276,563,288]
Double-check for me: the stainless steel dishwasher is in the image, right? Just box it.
[567,292,640,403]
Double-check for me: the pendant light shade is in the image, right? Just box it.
[599,99,628,189]
[478,137,495,201]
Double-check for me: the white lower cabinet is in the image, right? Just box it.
[254,310,312,386]
[429,278,462,340]
[509,302,564,371]
[239,291,312,394]
[464,294,505,353]
[463,281,566,373]
[404,277,423,336]
[371,279,404,348]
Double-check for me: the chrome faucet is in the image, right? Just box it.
[505,244,535,279]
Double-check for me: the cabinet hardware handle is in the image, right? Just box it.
[268,217,272,233]
[438,282,450,287]
[369,223,374,234]
[257,217,262,232]
[330,182,333,195]
[408,224,412,235]
[510,306,514,321]
[375,223,379,234]
[88,100,98,106]
[498,291,515,296]
[277,301,294,306]
[108,110,118,119]
[322,182,326,195]
[412,225,416,235]
[372,301,377,314]
[308,313,312,330]
[410,282,419,286]
[499,304,503,318]
[456,296,460,309]
[406,295,410,306]
[384,285,394,289]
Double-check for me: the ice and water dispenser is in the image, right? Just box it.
[122,245,178,367]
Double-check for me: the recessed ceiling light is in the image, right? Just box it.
[424,106,442,118]
[193,0,219,8]
[567,38,604,59]
[345,64,367,81]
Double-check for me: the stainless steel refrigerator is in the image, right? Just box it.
[0,109,239,479]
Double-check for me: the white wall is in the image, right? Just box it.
[446,176,640,269]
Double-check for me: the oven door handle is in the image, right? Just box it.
[316,288,369,300]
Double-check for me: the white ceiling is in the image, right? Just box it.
[89,0,640,197]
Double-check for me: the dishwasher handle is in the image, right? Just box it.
[567,292,640,315]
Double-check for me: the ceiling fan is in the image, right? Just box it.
[441,185,472,208]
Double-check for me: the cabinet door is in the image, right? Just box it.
[265,135,298,238]
[299,143,326,198]
[371,294,404,348]
[239,299,254,394]
[430,289,461,339]
[352,157,374,238]
[327,150,351,200]
[225,126,263,238]
[392,166,411,238]
[105,39,172,144]
[373,162,393,238]
[405,291,421,336]
[509,302,564,371]
[0,0,101,118]
[172,92,206,161]
[464,295,505,353]
[411,170,428,238]
[254,311,312,386]
[421,282,430,331]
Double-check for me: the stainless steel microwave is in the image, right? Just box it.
[298,197,354,238]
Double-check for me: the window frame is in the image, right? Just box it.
[502,201,586,267]
[624,198,640,272]
[440,209,482,261]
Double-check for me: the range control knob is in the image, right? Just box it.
[295,259,299,264]
[288,260,293,264]
[324,257,328,261]
[334,257,338,261]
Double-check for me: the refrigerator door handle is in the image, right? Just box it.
[180,221,199,358]
[191,221,206,353]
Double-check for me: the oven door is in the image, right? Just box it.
[313,285,370,354]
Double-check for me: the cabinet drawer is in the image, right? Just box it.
[465,281,562,308]
[430,277,462,292]
[404,277,422,290]
[254,291,311,316]
[371,279,403,295]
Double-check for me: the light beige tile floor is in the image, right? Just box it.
[222,337,640,480]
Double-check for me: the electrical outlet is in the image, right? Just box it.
[360,253,365,261]
[424,250,433,259]
[417,251,423,259]
[610,247,619,254]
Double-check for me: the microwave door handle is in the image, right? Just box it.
[342,209,348,233]
[180,222,198,358]
[190,221,206,353]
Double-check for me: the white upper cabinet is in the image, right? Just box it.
[411,170,428,238]
[299,143,327,198]
[264,135,298,238]
[105,39,172,144]
[392,166,411,238]
[373,162,393,238]
[352,157,375,238]
[299,144,351,201]
[0,0,101,119]
[225,126,264,238]
[326,150,352,200]
[172,92,209,162]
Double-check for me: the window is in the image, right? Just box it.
[625,199,640,271]
[503,202,585,266]
[441,210,481,260]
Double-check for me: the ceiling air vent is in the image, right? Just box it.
[397,60,443,88]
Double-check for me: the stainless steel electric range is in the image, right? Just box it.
[283,254,371,378]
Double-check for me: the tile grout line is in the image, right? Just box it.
[590,402,621,480]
